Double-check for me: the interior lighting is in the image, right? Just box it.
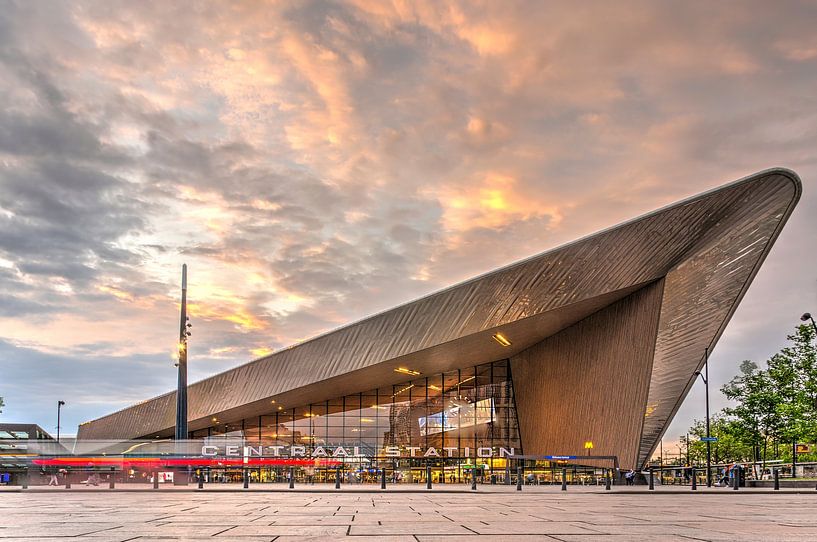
[394,367,421,376]
[391,384,415,397]
[360,418,374,423]
[428,384,441,391]
[492,333,512,347]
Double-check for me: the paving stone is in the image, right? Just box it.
[1,488,816,539]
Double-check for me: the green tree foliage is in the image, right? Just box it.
[686,414,754,464]
[688,323,817,465]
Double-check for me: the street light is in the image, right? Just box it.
[801,313,817,335]
[56,400,65,443]
[694,347,712,487]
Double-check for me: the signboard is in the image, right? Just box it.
[544,455,577,460]
[699,437,718,442]
[795,444,812,453]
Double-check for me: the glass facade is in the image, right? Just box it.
[191,359,522,483]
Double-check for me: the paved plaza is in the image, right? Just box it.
[1,486,816,541]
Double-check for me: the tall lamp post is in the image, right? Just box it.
[802,312,817,334]
[694,347,712,487]
[793,313,816,478]
[175,264,191,444]
[56,400,65,443]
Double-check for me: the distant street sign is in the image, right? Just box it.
[700,437,718,442]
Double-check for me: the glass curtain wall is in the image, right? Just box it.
[195,358,521,483]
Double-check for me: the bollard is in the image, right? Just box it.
[198,472,204,490]
[732,467,739,491]
[471,468,477,491]
[153,471,159,489]
[773,468,779,491]
[243,468,249,489]
[65,467,71,489]
[605,470,611,491]
[22,468,28,489]
[110,467,115,489]
[691,468,697,491]
[561,468,567,491]
[506,465,511,485]
[289,467,294,489]
[426,465,432,490]
[490,474,496,485]
[516,467,522,491]
[335,467,341,489]
[381,468,386,490]
[648,468,654,490]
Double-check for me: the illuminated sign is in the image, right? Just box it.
[200,444,515,459]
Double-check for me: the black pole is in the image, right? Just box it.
[516,466,522,491]
[773,468,779,490]
[289,467,294,489]
[691,468,697,490]
[648,468,654,490]
[561,468,567,491]
[792,439,797,479]
[175,264,189,444]
[22,467,28,489]
[65,467,71,489]
[732,466,739,490]
[243,468,249,489]
[56,400,65,444]
[335,466,341,489]
[381,467,386,489]
[426,464,432,489]
[605,470,611,490]
[471,467,477,491]
[109,467,115,489]
[198,470,204,490]
[153,471,159,489]
[704,349,712,487]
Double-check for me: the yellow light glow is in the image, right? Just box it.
[492,333,512,347]
[584,441,594,450]
[360,418,374,423]
[428,385,441,391]
[394,367,421,376]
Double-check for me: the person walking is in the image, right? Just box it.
[48,469,59,486]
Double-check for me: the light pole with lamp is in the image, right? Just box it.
[792,313,816,478]
[694,347,712,487]
[802,312,817,334]
[56,400,65,443]
[174,264,192,485]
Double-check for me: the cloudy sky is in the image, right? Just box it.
[1,1,815,454]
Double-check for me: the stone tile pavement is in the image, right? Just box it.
[1,486,815,541]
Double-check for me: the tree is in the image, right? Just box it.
[687,414,754,465]
[721,360,780,470]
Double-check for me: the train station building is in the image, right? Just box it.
[76,169,801,483]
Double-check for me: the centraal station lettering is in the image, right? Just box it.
[202,445,516,459]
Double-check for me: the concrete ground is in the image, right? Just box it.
[1,486,816,541]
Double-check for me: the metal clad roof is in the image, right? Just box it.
[77,169,801,446]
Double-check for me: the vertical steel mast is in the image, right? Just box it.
[175,264,188,443]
